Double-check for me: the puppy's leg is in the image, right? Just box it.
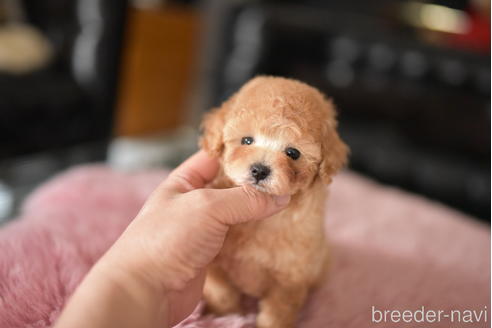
[257,284,308,328]
[203,264,242,315]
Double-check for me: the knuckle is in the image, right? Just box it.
[191,189,215,210]
[169,173,195,192]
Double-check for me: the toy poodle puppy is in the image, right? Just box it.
[200,76,348,328]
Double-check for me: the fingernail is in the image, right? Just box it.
[274,195,291,206]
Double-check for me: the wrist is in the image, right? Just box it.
[89,252,167,305]
[98,243,195,295]
[56,253,170,328]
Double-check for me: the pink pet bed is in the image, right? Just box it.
[0,166,489,328]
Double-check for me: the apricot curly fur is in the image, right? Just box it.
[200,76,349,328]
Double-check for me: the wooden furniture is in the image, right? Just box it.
[115,6,199,137]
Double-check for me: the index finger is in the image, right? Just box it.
[165,150,220,193]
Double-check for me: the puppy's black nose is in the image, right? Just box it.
[250,163,271,182]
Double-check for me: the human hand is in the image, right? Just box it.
[96,150,290,326]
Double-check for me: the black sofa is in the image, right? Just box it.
[0,0,128,159]
[0,0,128,221]
[200,0,490,220]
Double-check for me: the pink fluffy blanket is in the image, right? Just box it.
[0,166,489,328]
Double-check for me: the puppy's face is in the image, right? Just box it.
[220,115,321,195]
[200,77,348,196]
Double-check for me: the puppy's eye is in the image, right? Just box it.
[285,147,301,160]
[241,136,254,145]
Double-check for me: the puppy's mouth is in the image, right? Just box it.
[240,176,271,193]
[251,181,269,193]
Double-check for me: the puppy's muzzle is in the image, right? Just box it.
[250,163,271,182]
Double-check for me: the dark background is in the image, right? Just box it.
[0,0,489,221]
[200,0,490,220]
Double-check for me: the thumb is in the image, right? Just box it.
[208,185,290,225]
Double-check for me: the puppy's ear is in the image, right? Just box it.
[199,96,234,157]
[319,100,349,184]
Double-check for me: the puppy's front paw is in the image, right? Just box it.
[203,292,242,316]
[256,311,295,328]
[203,281,243,316]
[256,285,307,328]
[203,299,243,316]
